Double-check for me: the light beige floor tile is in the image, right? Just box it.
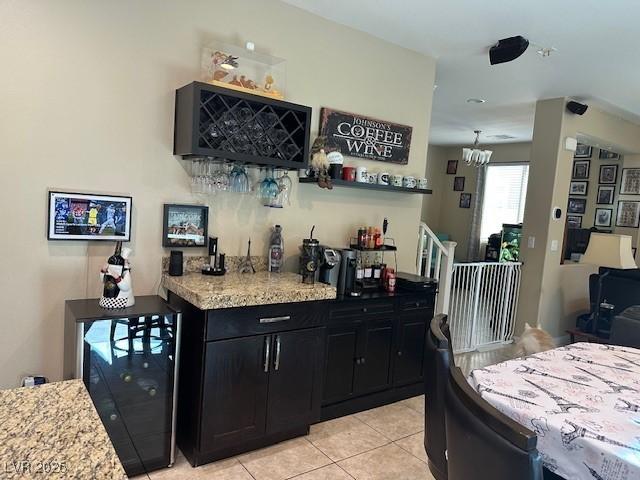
[149,452,252,480]
[355,403,423,441]
[307,415,389,461]
[338,443,434,480]
[237,437,332,480]
[394,432,427,463]
[291,463,354,479]
[399,395,425,414]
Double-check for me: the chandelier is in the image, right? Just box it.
[462,130,492,167]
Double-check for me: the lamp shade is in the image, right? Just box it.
[580,233,637,269]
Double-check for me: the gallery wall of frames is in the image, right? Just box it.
[567,144,640,253]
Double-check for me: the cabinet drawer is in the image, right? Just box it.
[397,294,435,312]
[206,301,327,341]
[329,300,394,321]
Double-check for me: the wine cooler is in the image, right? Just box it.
[64,296,182,477]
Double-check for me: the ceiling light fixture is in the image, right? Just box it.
[462,130,492,167]
[466,98,486,104]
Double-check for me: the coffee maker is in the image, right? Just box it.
[318,247,341,285]
[337,249,360,296]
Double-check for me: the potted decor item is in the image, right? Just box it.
[99,241,135,309]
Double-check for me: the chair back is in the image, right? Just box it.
[424,314,452,480]
[445,366,543,480]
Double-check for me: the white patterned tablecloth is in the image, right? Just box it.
[468,343,640,480]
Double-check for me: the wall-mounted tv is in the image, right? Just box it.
[48,191,132,241]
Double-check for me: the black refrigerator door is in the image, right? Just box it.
[83,315,177,477]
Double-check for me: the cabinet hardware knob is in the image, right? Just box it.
[362,308,368,313]
[415,302,420,307]
[361,357,366,365]
[398,351,403,356]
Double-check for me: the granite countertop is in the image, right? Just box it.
[0,380,125,480]
[162,271,337,310]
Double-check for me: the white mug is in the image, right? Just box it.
[403,176,416,188]
[368,172,378,184]
[356,166,368,183]
[392,175,403,187]
[378,172,390,185]
[418,178,428,189]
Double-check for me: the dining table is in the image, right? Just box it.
[468,342,640,480]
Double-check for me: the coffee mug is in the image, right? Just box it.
[418,178,428,189]
[342,166,356,182]
[329,164,343,179]
[403,176,416,188]
[368,172,378,184]
[356,166,368,183]
[378,172,390,185]
[392,174,403,187]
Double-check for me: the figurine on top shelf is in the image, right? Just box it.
[201,42,286,100]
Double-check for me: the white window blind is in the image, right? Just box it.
[480,164,529,241]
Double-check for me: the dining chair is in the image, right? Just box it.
[444,365,544,480]
[424,314,452,480]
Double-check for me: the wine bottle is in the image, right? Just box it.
[103,241,125,298]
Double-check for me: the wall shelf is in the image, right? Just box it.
[298,177,432,194]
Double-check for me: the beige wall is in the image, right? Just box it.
[422,143,531,260]
[519,99,640,337]
[0,1,436,388]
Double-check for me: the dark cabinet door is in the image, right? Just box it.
[266,328,325,433]
[354,318,394,395]
[200,335,269,453]
[322,323,360,405]
[393,311,431,386]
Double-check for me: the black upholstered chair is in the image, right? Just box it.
[444,365,543,480]
[424,314,452,480]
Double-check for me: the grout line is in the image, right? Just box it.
[335,463,357,479]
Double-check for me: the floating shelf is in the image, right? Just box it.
[298,177,432,194]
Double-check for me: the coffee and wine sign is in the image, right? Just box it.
[319,108,412,165]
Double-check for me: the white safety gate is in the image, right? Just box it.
[448,262,522,353]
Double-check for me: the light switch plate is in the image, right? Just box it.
[551,240,559,251]
[527,236,535,249]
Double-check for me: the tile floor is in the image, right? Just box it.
[133,346,516,480]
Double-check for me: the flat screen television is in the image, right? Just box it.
[47,191,132,241]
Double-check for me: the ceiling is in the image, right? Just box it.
[282,0,640,145]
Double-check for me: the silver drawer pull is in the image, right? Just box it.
[259,315,291,324]
[274,335,281,371]
[264,336,271,373]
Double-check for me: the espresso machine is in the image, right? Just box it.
[338,249,360,296]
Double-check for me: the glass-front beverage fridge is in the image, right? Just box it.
[64,296,182,477]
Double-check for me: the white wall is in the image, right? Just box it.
[0,0,436,388]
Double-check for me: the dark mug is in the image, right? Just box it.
[329,164,343,179]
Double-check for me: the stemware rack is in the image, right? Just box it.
[174,82,311,170]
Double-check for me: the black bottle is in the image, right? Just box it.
[103,241,125,298]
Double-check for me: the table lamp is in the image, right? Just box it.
[580,233,638,334]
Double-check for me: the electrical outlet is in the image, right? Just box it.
[551,240,559,252]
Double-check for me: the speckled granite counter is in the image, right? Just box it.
[0,380,125,479]
[162,271,336,310]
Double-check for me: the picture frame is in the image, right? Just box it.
[453,176,465,191]
[574,143,592,159]
[572,160,590,180]
[459,193,472,209]
[596,185,615,205]
[616,200,640,228]
[620,168,640,195]
[162,204,209,248]
[567,215,582,229]
[599,164,619,184]
[47,191,132,241]
[447,160,458,175]
[599,149,620,160]
[594,208,613,228]
[568,198,587,214]
[569,181,588,196]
